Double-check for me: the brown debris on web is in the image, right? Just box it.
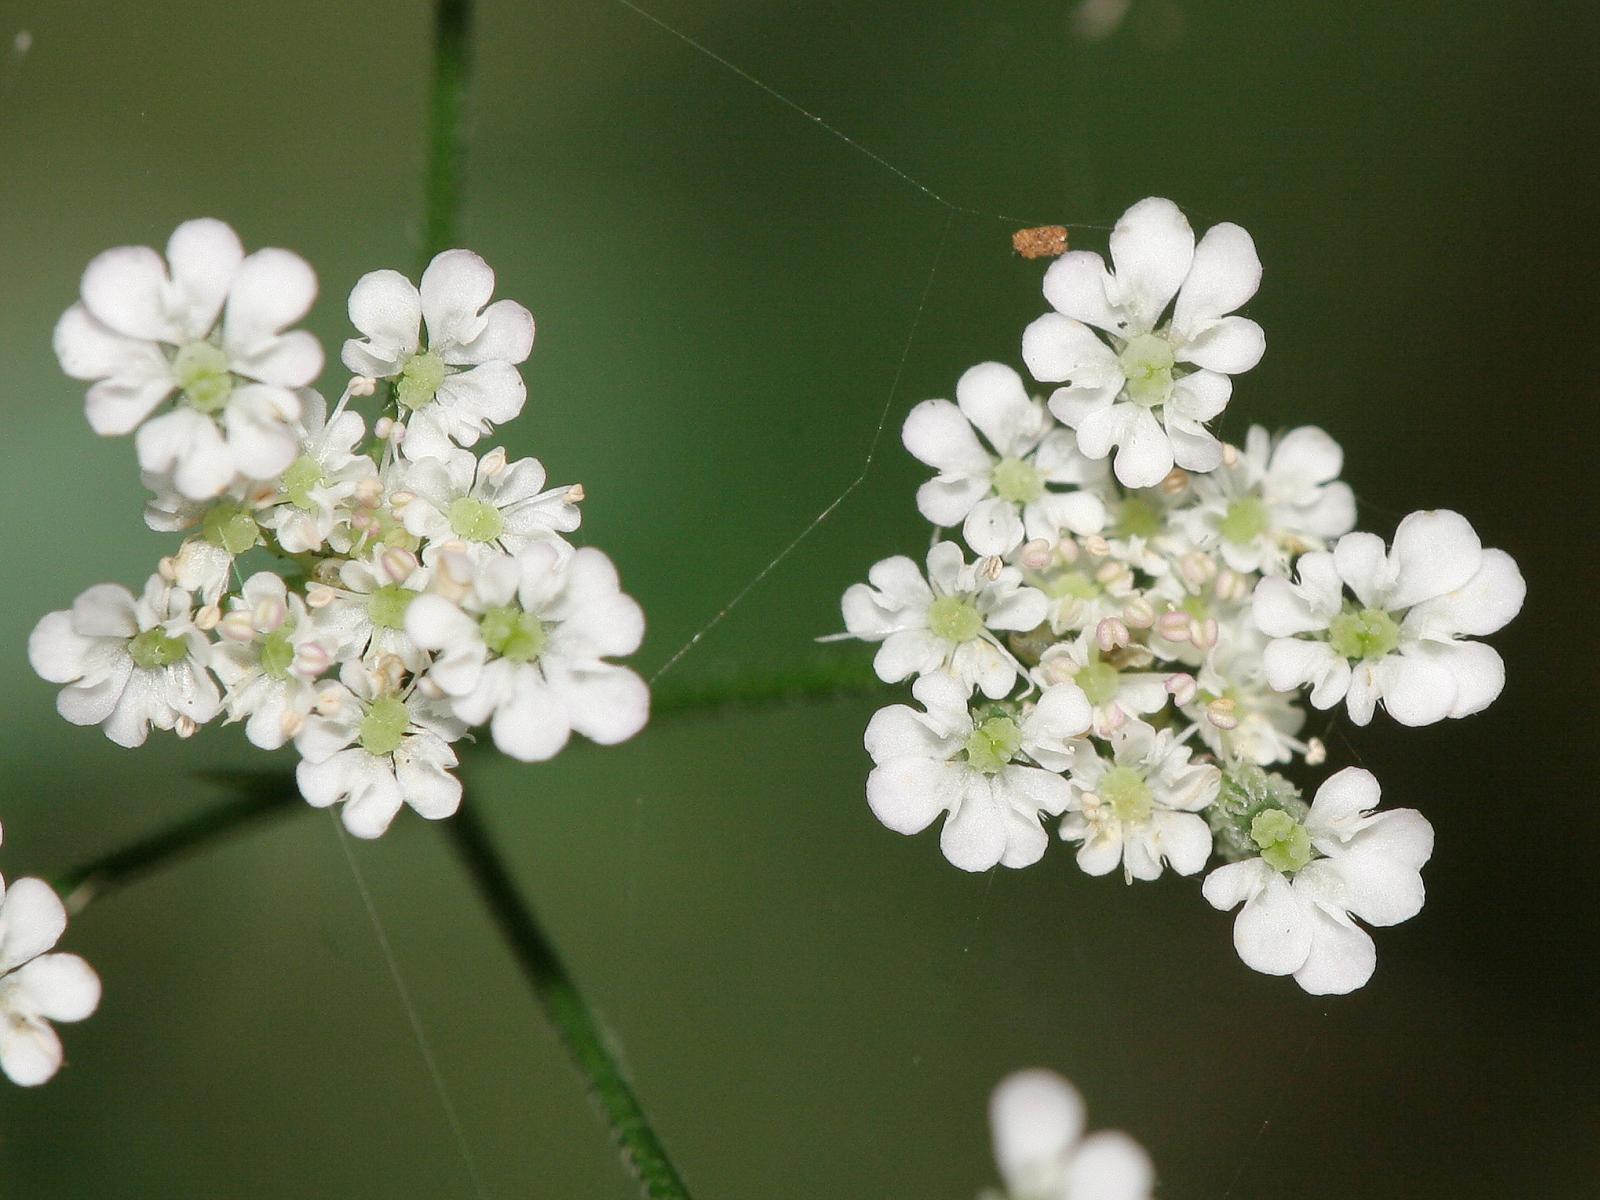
[1011,225,1069,260]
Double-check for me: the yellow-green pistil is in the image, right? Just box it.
[128,628,187,670]
[281,455,326,511]
[964,716,1022,773]
[991,457,1044,504]
[1328,607,1401,661]
[173,341,233,414]
[258,628,296,680]
[448,497,504,543]
[1100,764,1153,824]
[927,596,984,643]
[1076,661,1121,707]
[1119,333,1175,407]
[1116,497,1164,540]
[367,584,415,630]
[1251,808,1313,873]
[202,500,259,555]
[359,696,411,757]
[1220,496,1269,545]
[396,351,447,411]
[479,606,547,662]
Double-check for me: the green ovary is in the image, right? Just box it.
[1116,497,1163,540]
[479,606,547,663]
[281,456,325,510]
[1220,496,1270,545]
[927,595,984,644]
[1119,333,1176,407]
[964,716,1023,773]
[396,351,447,411]
[1100,765,1154,824]
[1045,570,1099,601]
[1076,661,1121,707]
[448,497,505,543]
[358,696,410,757]
[173,341,234,413]
[367,584,415,630]
[1328,607,1401,661]
[1251,808,1313,873]
[202,501,259,555]
[128,628,187,670]
[992,457,1044,504]
[258,629,295,679]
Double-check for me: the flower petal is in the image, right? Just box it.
[1173,220,1261,334]
[989,1069,1085,1197]
[1108,197,1195,331]
[1387,509,1482,610]
[420,249,495,349]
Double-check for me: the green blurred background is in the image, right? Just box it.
[0,0,1595,1195]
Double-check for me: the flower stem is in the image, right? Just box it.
[421,0,472,268]
[445,804,692,1198]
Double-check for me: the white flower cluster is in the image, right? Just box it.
[983,1068,1154,1200]
[841,197,1524,995]
[29,220,649,841]
[0,823,101,1087]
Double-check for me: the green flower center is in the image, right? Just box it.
[258,628,296,680]
[1115,497,1163,540]
[448,496,505,543]
[367,584,415,630]
[1251,808,1314,873]
[173,341,234,414]
[1220,496,1270,545]
[281,455,326,511]
[964,716,1023,773]
[1119,333,1176,407]
[201,501,259,555]
[358,696,410,757]
[1101,765,1154,824]
[927,595,984,644]
[992,457,1044,504]
[1076,661,1121,707]
[479,605,547,662]
[1328,607,1401,661]
[128,628,187,670]
[396,351,448,411]
[1044,570,1099,601]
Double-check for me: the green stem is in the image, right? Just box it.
[446,804,692,1198]
[422,0,472,267]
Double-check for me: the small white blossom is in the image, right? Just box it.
[1022,196,1264,487]
[865,673,1091,871]
[1184,425,1355,574]
[311,546,433,672]
[1033,634,1167,737]
[294,665,465,838]
[0,875,101,1087]
[341,250,534,461]
[1253,509,1524,725]
[262,391,377,554]
[901,361,1105,556]
[29,577,220,747]
[405,542,648,762]
[1059,720,1219,881]
[1202,767,1433,995]
[1184,622,1306,766]
[841,542,1048,699]
[985,1069,1154,1200]
[211,573,336,749]
[394,446,580,555]
[54,218,323,499]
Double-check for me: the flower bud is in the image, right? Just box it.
[1159,467,1189,495]
[293,642,331,680]
[381,547,418,583]
[1083,535,1111,558]
[1156,611,1191,641]
[349,375,377,397]
[253,597,287,633]
[218,611,256,642]
[1020,538,1053,570]
[1122,597,1155,629]
[1095,617,1130,653]
[1206,697,1238,730]
[174,716,198,739]
[1305,737,1327,766]
[480,447,509,477]
[1165,672,1197,705]
[194,604,221,632]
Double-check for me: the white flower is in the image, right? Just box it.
[394,446,580,555]
[294,666,465,838]
[405,543,648,762]
[1059,720,1218,881]
[841,542,1048,699]
[1033,634,1167,737]
[211,573,335,749]
[1253,509,1525,725]
[985,1069,1154,1200]
[54,218,323,499]
[341,250,534,461]
[310,546,434,672]
[1184,425,1355,574]
[1185,622,1306,767]
[262,391,377,554]
[28,577,220,747]
[901,362,1105,556]
[1202,767,1433,995]
[0,875,101,1087]
[1022,196,1264,487]
[864,674,1090,871]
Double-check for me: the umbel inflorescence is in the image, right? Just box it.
[840,197,1524,996]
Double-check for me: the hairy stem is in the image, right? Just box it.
[446,805,692,1198]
